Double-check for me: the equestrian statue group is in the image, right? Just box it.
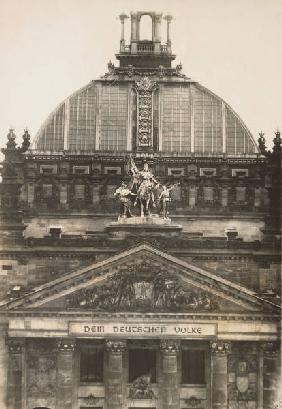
[114,157,179,219]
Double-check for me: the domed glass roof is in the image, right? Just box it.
[32,11,257,156]
[33,78,257,155]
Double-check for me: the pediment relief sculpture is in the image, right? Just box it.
[65,267,219,312]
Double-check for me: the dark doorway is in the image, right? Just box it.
[129,348,157,382]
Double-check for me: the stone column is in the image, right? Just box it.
[56,339,76,409]
[0,325,8,409]
[164,15,173,52]
[154,14,162,42]
[210,341,231,409]
[160,340,180,409]
[119,13,128,52]
[130,13,138,53]
[153,14,162,53]
[6,338,25,409]
[105,340,127,409]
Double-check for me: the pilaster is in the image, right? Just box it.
[261,342,281,407]
[56,339,77,409]
[6,338,25,409]
[0,325,8,409]
[105,339,127,409]
[210,341,231,409]
[160,340,180,409]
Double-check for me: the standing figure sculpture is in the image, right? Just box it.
[159,183,180,219]
[114,182,135,218]
[129,157,160,217]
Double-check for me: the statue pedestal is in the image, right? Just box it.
[105,215,182,238]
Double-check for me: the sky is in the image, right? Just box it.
[0,0,281,150]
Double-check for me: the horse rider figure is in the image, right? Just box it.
[114,182,135,218]
[129,157,160,217]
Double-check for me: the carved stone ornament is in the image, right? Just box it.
[128,373,156,400]
[210,341,231,355]
[160,339,180,354]
[261,342,280,355]
[105,339,127,353]
[66,268,218,312]
[135,76,157,147]
[57,339,76,352]
[6,338,25,353]
[101,65,188,80]
[80,393,101,405]
[135,76,157,92]
[184,396,204,407]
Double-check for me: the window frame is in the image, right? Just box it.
[79,344,104,384]
[128,347,158,384]
[180,345,208,386]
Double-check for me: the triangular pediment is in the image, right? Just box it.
[0,245,279,314]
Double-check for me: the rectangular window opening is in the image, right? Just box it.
[181,350,206,385]
[80,346,104,383]
[2,265,12,270]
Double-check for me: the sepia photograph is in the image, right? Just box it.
[0,1,281,409]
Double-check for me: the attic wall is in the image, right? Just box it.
[24,216,265,241]
[188,258,281,293]
[0,255,97,301]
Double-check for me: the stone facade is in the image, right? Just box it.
[0,10,281,409]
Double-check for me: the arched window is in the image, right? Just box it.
[139,14,152,41]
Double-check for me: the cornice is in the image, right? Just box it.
[0,310,280,322]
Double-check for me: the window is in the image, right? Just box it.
[129,349,156,383]
[236,186,246,202]
[74,185,85,200]
[104,166,121,175]
[182,350,205,384]
[168,168,185,176]
[80,346,104,383]
[99,85,128,151]
[40,165,57,174]
[2,265,12,270]
[232,169,248,177]
[42,184,53,198]
[203,187,214,202]
[162,85,191,153]
[73,166,89,174]
[200,168,216,177]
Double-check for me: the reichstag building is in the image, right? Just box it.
[0,11,280,409]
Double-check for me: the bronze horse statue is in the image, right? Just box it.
[134,180,156,217]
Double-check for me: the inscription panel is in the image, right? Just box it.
[69,322,217,338]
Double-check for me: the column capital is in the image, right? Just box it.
[154,14,162,22]
[130,13,138,21]
[6,337,25,353]
[160,339,180,354]
[57,338,76,353]
[210,341,231,355]
[105,339,127,353]
[260,342,280,356]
